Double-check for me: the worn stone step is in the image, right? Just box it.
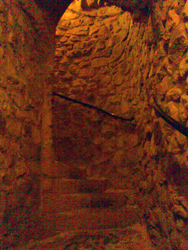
[40,190,129,212]
[52,161,87,179]
[19,223,154,250]
[39,206,142,238]
[52,177,109,194]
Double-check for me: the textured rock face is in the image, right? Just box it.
[53,4,145,175]
[54,0,188,249]
[0,0,67,248]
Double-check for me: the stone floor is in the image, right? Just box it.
[17,223,154,250]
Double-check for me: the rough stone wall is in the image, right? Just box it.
[0,0,187,249]
[53,3,147,178]
[139,0,188,249]
[54,0,188,249]
[0,0,56,248]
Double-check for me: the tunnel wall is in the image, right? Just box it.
[0,0,58,247]
[53,1,188,249]
[53,2,148,177]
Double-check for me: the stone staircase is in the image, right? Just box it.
[37,164,142,240]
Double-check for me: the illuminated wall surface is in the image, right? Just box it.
[0,0,188,249]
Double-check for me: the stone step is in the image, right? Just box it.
[52,161,87,179]
[52,177,109,194]
[38,205,142,239]
[40,189,129,213]
[20,223,154,250]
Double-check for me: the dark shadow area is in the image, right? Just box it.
[34,0,72,23]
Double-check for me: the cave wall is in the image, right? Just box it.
[0,0,71,248]
[139,1,188,249]
[53,2,147,177]
[54,0,188,249]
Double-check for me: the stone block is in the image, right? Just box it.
[66,26,89,36]
[179,56,188,77]
[0,89,12,117]
[167,134,181,154]
[169,23,188,60]
[166,87,182,102]
[121,100,131,115]
[92,57,109,68]
[113,71,124,86]
[175,130,187,149]
[173,205,188,219]
[166,101,179,121]
[182,0,188,20]
[168,9,180,27]
[14,160,28,178]
[180,94,188,109]
[179,103,188,123]
[89,26,100,36]
[111,43,124,62]
[79,67,96,78]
